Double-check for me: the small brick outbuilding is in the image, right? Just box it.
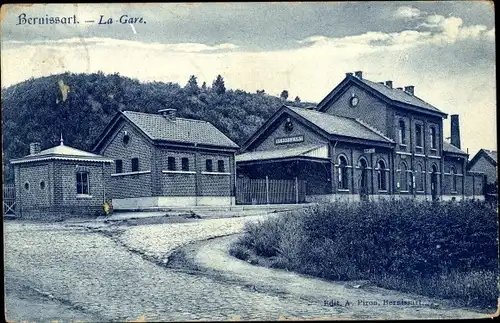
[10,137,113,219]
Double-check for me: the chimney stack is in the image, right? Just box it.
[158,108,177,121]
[385,80,393,88]
[450,114,461,149]
[345,72,353,77]
[29,142,41,155]
[404,85,414,95]
[354,71,363,79]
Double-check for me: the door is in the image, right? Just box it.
[359,159,369,201]
[431,166,438,201]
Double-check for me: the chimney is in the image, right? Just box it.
[354,71,363,79]
[345,72,353,77]
[158,108,177,121]
[451,114,461,149]
[29,142,41,155]
[385,80,393,88]
[404,85,414,95]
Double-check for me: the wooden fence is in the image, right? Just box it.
[3,184,16,215]
[236,177,306,205]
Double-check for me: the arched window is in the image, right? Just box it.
[338,156,349,190]
[377,160,387,191]
[399,120,406,144]
[359,158,368,194]
[399,162,408,191]
[416,164,424,192]
[430,127,437,149]
[451,167,457,192]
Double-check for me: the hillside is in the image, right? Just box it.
[1,72,315,182]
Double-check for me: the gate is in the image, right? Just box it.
[3,184,16,215]
[236,177,306,205]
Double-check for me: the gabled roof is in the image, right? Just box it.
[317,74,447,117]
[11,139,113,164]
[123,111,239,148]
[467,148,497,170]
[287,106,394,143]
[443,141,468,156]
[241,105,394,151]
[236,144,328,163]
[94,111,239,150]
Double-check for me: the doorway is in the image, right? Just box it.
[431,165,439,201]
[359,158,369,201]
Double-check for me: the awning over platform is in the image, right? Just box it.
[236,144,329,163]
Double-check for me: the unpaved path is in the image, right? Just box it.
[4,213,494,321]
[173,234,492,320]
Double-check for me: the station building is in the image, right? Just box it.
[236,71,485,202]
[93,109,239,209]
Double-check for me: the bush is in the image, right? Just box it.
[230,200,499,307]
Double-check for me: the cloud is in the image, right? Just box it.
[395,6,422,19]
[2,38,239,53]
[1,15,496,155]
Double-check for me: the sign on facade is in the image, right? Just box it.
[364,148,375,153]
[275,135,304,145]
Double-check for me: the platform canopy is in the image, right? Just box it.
[236,144,329,164]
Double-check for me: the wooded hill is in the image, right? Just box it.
[2,72,314,182]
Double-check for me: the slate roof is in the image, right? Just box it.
[318,74,446,116]
[11,141,113,164]
[443,141,468,155]
[483,149,497,163]
[359,78,443,114]
[236,144,327,163]
[122,111,239,149]
[287,106,394,144]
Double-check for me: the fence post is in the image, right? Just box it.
[295,176,299,204]
[266,176,269,205]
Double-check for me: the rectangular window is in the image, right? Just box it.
[131,158,139,172]
[399,120,406,145]
[217,160,225,172]
[416,124,423,147]
[430,127,437,149]
[167,157,176,171]
[206,159,213,172]
[76,171,89,195]
[181,157,189,171]
[115,160,123,173]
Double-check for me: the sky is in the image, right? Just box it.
[0,2,496,156]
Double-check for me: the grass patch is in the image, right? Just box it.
[229,199,499,308]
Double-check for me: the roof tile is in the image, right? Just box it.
[122,111,239,148]
[287,106,394,143]
[359,78,444,114]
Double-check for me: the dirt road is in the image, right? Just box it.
[4,214,492,321]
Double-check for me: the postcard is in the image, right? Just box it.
[2,2,497,321]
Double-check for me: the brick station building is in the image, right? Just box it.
[10,137,113,219]
[237,71,485,202]
[93,109,239,209]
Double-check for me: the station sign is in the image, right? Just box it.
[275,135,304,145]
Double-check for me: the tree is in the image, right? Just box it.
[294,96,301,103]
[185,75,199,95]
[280,90,289,101]
[256,89,265,95]
[212,75,226,95]
[201,81,207,91]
